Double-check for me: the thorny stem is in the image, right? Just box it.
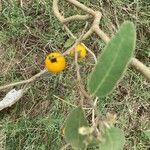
[66,0,95,16]
[60,144,70,150]
[53,0,91,23]
[74,52,91,101]
[0,69,47,91]
[63,14,90,24]
[92,97,98,127]
[0,1,149,93]
[74,49,84,106]
[0,39,84,91]
[54,0,150,80]
[63,25,76,40]
[0,41,79,91]
[53,0,150,133]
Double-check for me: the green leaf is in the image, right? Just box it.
[99,127,125,150]
[144,130,150,139]
[64,107,88,150]
[64,37,75,48]
[88,21,136,97]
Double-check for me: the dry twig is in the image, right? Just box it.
[1,0,149,91]
[0,0,150,111]
[0,69,47,91]
[53,0,150,80]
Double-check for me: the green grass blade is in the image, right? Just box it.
[88,21,136,97]
[99,127,125,150]
[64,107,88,149]
[64,37,75,48]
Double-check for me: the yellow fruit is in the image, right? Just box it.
[45,52,66,73]
[70,43,87,59]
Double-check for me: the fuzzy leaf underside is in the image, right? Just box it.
[88,21,136,97]
[64,107,88,149]
[99,127,125,150]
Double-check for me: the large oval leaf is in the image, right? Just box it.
[64,107,88,149]
[88,21,136,97]
[99,127,125,150]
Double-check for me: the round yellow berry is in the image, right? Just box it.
[70,43,87,59]
[45,52,66,73]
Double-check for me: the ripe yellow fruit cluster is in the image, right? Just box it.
[45,43,87,73]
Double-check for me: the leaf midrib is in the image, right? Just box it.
[93,37,125,95]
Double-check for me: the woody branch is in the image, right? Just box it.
[0,0,149,92]
[53,0,150,80]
